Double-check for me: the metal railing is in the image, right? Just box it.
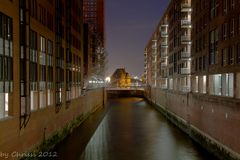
[181,50,191,58]
[181,68,191,74]
[181,3,191,12]
[181,35,191,43]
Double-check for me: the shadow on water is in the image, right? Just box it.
[53,97,219,160]
[52,105,109,160]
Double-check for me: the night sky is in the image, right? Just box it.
[106,0,169,77]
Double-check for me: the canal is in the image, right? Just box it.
[54,97,218,160]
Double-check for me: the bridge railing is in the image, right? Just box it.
[106,86,145,91]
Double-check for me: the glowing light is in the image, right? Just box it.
[105,77,111,83]
[5,93,8,112]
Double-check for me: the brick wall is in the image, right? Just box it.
[0,88,105,158]
[149,87,240,159]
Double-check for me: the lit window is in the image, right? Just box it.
[209,74,222,96]
[0,13,13,118]
[222,73,234,97]
[39,36,47,109]
[29,30,38,110]
[202,75,207,94]
[193,76,199,93]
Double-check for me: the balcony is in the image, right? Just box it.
[181,50,191,59]
[152,51,157,55]
[161,41,168,47]
[152,59,157,63]
[161,62,167,68]
[161,24,168,27]
[181,68,191,74]
[181,19,191,28]
[160,57,167,62]
[161,84,168,90]
[161,31,168,37]
[181,3,191,12]
[181,35,191,44]
[181,86,191,92]
[161,51,167,58]
[152,44,157,49]
[152,74,157,79]
[159,78,168,89]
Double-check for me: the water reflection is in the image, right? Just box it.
[80,98,217,160]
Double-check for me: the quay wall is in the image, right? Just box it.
[146,87,240,160]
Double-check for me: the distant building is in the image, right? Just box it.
[83,0,105,79]
[111,68,131,88]
[83,23,93,85]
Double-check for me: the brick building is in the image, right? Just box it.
[144,0,240,158]
[83,0,105,79]
[0,0,83,128]
[0,0,105,156]
[145,0,240,97]
[192,0,240,98]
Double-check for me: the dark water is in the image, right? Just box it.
[54,98,218,160]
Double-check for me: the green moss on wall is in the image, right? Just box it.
[19,112,91,160]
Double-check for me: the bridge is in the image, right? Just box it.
[106,87,145,98]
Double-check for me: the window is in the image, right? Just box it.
[47,40,53,89]
[210,0,218,19]
[29,30,38,110]
[230,18,235,37]
[222,73,234,97]
[228,46,235,65]
[0,14,2,37]
[47,40,53,106]
[222,48,228,66]
[0,13,13,118]
[230,0,235,9]
[223,0,228,15]
[66,49,72,101]
[39,36,46,109]
[39,5,46,25]
[39,36,46,91]
[238,15,240,34]
[209,29,218,65]
[47,12,53,31]
[209,74,222,96]
[76,56,81,96]
[169,78,173,90]
[237,44,240,64]
[203,55,206,70]
[199,57,202,71]
[209,73,234,97]
[193,76,199,93]
[56,45,64,105]
[195,58,198,71]
[222,22,228,40]
[200,75,207,94]
[30,0,37,18]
